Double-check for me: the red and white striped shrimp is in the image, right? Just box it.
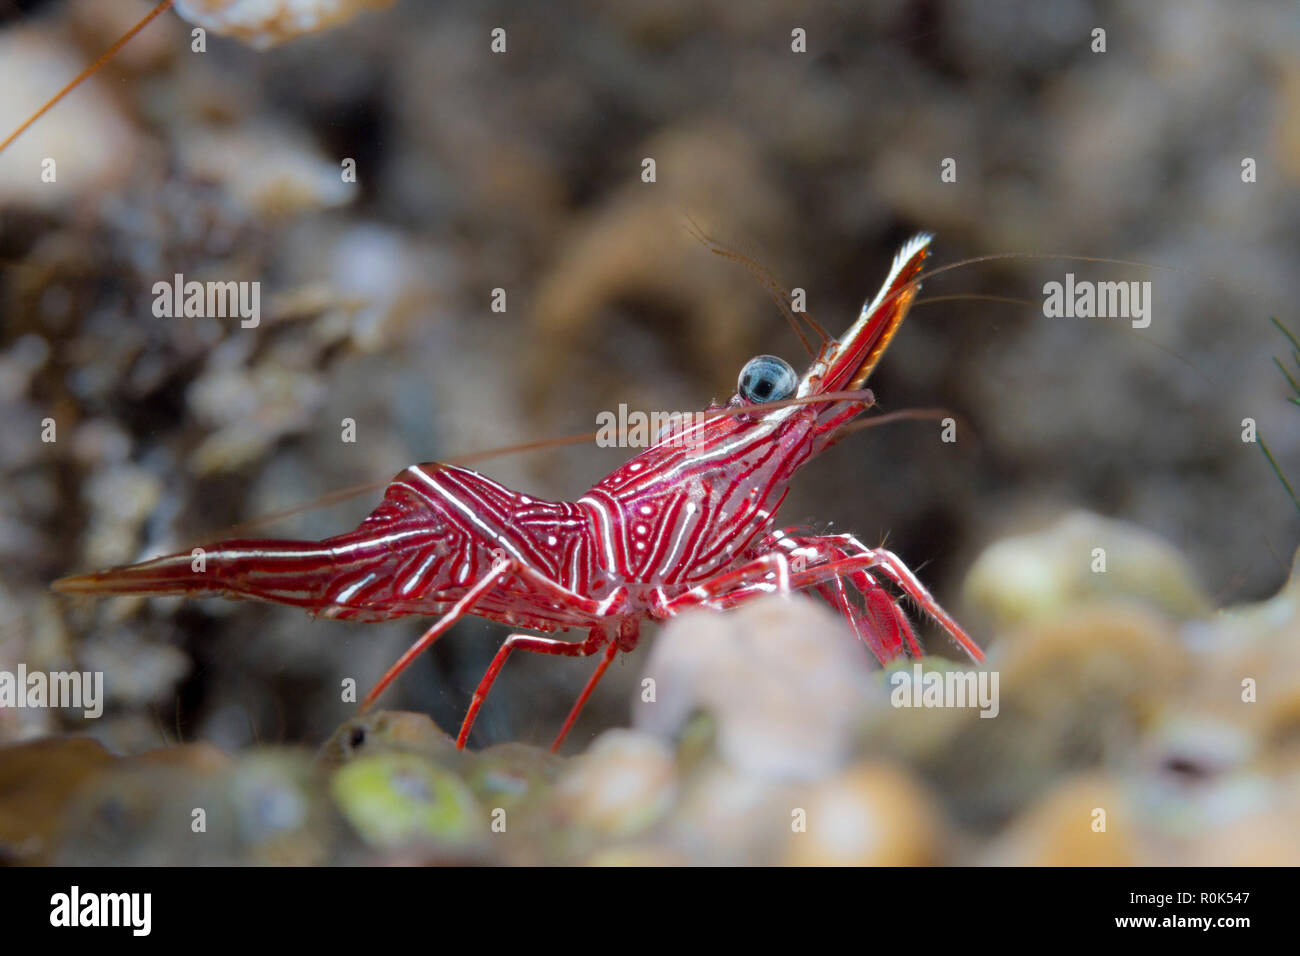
[54,234,983,751]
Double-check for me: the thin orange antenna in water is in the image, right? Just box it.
[0,0,176,155]
[205,430,604,540]
[683,216,830,357]
[195,391,897,540]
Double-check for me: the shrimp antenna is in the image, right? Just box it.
[194,394,944,543]
[682,216,830,357]
[0,1,176,156]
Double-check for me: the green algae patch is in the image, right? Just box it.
[330,753,482,850]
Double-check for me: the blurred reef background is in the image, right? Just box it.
[0,0,1298,864]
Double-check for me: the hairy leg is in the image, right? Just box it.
[457,628,608,750]
[361,558,610,712]
[663,532,981,663]
[360,570,502,711]
[550,639,621,752]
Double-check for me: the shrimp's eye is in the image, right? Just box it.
[738,355,798,405]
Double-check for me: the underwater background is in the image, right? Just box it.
[0,0,1298,864]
